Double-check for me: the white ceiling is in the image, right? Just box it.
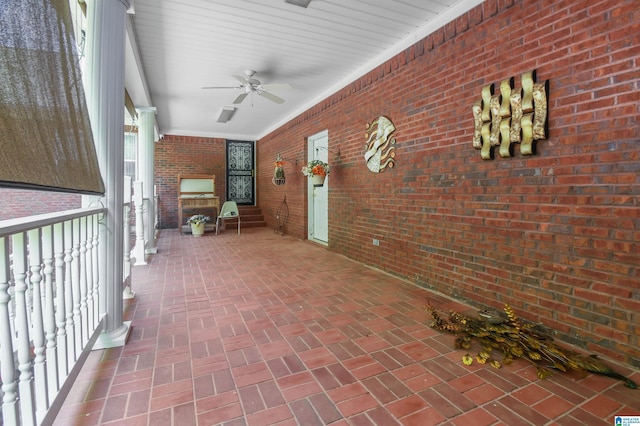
[125,0,483,140]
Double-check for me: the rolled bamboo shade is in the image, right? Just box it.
[0,0,104,194]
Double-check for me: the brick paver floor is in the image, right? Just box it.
[55,228,640,425]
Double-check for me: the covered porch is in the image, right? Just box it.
[54,228,639,425]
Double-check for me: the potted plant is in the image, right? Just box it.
[186,214,210,237]
[301,159,330,187]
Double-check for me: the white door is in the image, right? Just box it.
[308,130,329,244]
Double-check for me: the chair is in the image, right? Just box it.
[216,201,240,235]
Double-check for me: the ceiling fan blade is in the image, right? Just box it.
[260,83,291,90]
[233,92,249,104]
[202,86,240,89]
[259,91,285,104]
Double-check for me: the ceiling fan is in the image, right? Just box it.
[202,70,291,104]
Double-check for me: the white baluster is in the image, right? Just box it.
[85,215,95,332]
[28,228,49,422]
[54,223,68,379]
[131,180,147,265]
[0,237,19,425]
[123,176,134,298]
[8,270,16,349]
[25,250,33,332]
[42,225,59,400]
[71,218,82,357]
[63,221,76,365]
[11,232,36,425]
[92,214,100,328]
[154,189,159,235]
[79,217,89,346]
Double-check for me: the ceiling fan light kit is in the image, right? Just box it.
[284,0,312,8]
[216,106,236,123]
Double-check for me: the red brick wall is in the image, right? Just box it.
[154,134,227,229]
[0,188,81,220]
[257,0,640,367]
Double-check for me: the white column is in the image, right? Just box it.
[136,107,158,254]
[83,0,131,349]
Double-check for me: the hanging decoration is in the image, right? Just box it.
[273,154,286,186]
[301,159,329,187]
[364,116,396,172]
[472,69,548,160]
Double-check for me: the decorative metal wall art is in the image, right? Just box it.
[365,116,396,172]
[427,304,638,389]
[275,195,289,235]
[472,70,548,160]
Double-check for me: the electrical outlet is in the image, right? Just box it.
[373,239,380,246]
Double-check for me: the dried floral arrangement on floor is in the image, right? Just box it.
[427,304,637,389]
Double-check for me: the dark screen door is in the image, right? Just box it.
[226,140,255,205]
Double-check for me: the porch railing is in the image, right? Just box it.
[0,206,106,425]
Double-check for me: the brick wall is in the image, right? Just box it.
[155,134,227,229]
[0,188,81,220]
[256,0,640,367]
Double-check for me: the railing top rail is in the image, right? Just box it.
[0,206,105,237]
